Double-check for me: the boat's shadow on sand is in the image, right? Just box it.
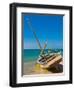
[47,64,63,73]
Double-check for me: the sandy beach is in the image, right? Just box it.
[22,60,63,75]
[22,61,36,75]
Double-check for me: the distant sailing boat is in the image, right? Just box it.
[27,18,62,69]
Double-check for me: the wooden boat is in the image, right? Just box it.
[40,54,62,69]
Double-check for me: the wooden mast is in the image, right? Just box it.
[27,19,42,50]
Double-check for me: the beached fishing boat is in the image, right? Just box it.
[37,54,62,69]
[27,18,63,69]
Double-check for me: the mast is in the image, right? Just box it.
[40,41,47,56]
[27,19,42,50]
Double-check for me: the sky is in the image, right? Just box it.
[22,13,63,49]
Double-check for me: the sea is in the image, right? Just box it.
[23,49,63,62]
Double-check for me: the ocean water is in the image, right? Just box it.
[23,49,63,62]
